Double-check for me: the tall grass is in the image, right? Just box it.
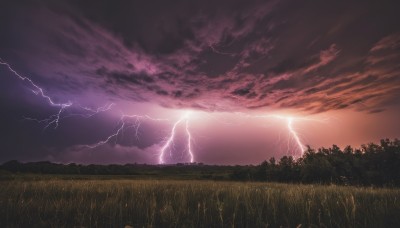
[0,178,399,227]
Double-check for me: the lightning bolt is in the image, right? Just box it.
[0,58,72,109]
[1,58,324,162]
[159,111,194,164]
[84,113,167,149]
[1,58,73,129]
[286,117,306,157]
[1,58,175,161]
[239,113,309,158]
[77,103,115,118]
[0,58,115,129]
[22,103,115,131]
[185,117,194,163]
[266,115,307,157]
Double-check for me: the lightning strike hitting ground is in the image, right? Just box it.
[185,118,194,163]
[269,115,307,157]
[159,111,194,164]
[287,117,306,156]
[240,113,309,157]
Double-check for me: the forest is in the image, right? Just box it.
[1,139,399,186]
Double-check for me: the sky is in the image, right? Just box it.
[0,0,399,165]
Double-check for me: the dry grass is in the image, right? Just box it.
[0,178,399,227]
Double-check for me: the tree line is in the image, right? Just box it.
[234,138,400,186]
[1,139,399,186]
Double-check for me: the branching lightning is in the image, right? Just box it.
[0,58,72,108]
[77,103,115,118]
[0,58,76,129]
[22,103,115,132]
[1,58,190,164]
[159,111,194,164]
[84,113,167,149]
[1,58,324,163]
[0,58,121,130]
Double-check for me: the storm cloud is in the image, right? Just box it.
[1,0,400,164]
[1,0,399,113]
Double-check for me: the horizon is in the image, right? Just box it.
[1,138,396,166]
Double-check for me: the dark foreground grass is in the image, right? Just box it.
[0,177,399,227]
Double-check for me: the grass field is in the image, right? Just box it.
[0,176,399,227]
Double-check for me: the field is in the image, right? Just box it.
[0,176,399,227]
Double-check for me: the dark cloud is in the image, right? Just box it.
[1,0,400,114]
[232,83,254,96]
